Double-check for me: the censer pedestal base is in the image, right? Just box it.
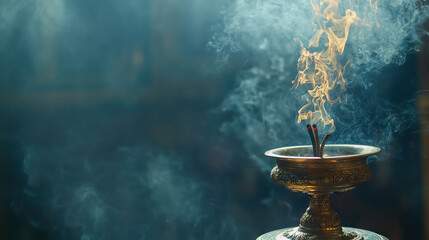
[257,227,388,240]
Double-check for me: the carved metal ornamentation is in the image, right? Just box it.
[257,145,388,240]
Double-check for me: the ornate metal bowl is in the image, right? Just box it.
[260,144,384,240]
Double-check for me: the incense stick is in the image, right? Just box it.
[319,134,331,157]
[306,124,317,156]
[312,124,320,157]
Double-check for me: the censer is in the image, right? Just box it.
[257,125,388,240]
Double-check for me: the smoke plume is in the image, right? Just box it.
[210,0,429,169]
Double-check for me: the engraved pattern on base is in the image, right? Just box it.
[257,227,388,240]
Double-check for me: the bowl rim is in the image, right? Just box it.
[265,144,381,160]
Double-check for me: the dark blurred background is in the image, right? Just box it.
[0,1,428,240]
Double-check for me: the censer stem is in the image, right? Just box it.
[298,194,343,238]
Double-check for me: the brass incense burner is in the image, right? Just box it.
[258,144,388,240]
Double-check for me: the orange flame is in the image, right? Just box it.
[293,0,361,132]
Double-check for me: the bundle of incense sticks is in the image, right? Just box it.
[306,124,331,157]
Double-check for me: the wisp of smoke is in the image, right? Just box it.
[11,138,241,240]
[210,0,429,170]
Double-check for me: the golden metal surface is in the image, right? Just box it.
[263,144,382,240]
